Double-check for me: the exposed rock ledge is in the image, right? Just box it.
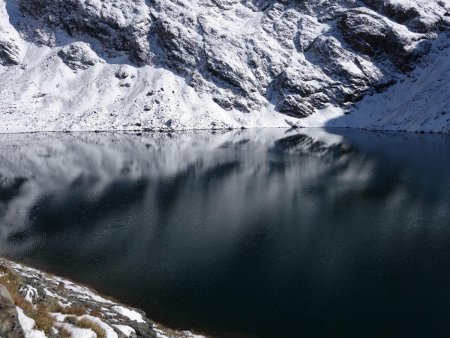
[0,258,204,338]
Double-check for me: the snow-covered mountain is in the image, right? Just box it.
[0,0,449,133]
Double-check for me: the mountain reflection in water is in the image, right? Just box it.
[0,129,450,338]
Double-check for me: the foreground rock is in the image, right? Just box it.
[0,258,204,338]
[0,285,24,338]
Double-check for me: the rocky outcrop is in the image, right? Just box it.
[57,42,102,70]
[0,3,24,67]
[0,39,22,66]
[337,8,431,71]
[361,0,450,32]
[16,0,151,64]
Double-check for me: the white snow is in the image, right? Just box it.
[112,306,145,323]
[153,325,206,338]
[79,315,119,338]
[300,105,345,128]
[325,37,450,133]
[0,0,449,133]
[16,307,46,338]
[57,279,114,304]
[0,0,296,133]
[21,285,38,304]
[58,323,96,338]
[50,313,67,323]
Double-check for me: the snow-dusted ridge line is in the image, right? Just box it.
[0,0,449,133]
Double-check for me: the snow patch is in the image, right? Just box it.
[58,323,97,338]
[327,37,450,133]
[16,307,46,338]
[21,285,38,304]
[112,306,145,323]
[79,315,119,338]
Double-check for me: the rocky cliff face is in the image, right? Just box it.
[0,0,449,132]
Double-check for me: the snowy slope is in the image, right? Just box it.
[325,36,450,132]
[0,0,449,133]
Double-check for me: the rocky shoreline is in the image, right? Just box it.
[0,258,204,338]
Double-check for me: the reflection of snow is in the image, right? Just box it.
[0,128,348,247]
[1,128,450,263]
[1,129,450,306]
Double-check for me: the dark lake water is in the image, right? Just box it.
[1,128,450,338]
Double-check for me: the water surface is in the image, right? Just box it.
[0,129,450,338]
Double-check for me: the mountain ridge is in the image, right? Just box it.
[0,0,449,133]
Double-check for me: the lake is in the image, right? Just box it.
[0,128,450,337]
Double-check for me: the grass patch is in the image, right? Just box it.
[30,309,56,335]
[11,290,56,334]
[90,308,103,318]
[66,316,106,338]
[58,327,73,338]
[61,304,87,316]
[0,267,23,295]
[38,302,65,314]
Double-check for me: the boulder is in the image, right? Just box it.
[57,42,101,70]
[0,284,25,338]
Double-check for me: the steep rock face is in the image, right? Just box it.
[362,0,449,32]
[337,8,431,71]
[0,2,24,66]
[0,0,449,132]
[17,0,152,63]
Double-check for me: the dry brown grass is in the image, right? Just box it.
[30,310,56,334]
[38,302,65,314]
[0,267,23,295]
[58,327,73,338]
[11,292,56,334]
[74,317,107,338]
[90,308,103,318]
[61,304,87,316]
[0,262,122,338]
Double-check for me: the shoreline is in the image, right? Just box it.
[0,257,207,338]
[0,124,449,137]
